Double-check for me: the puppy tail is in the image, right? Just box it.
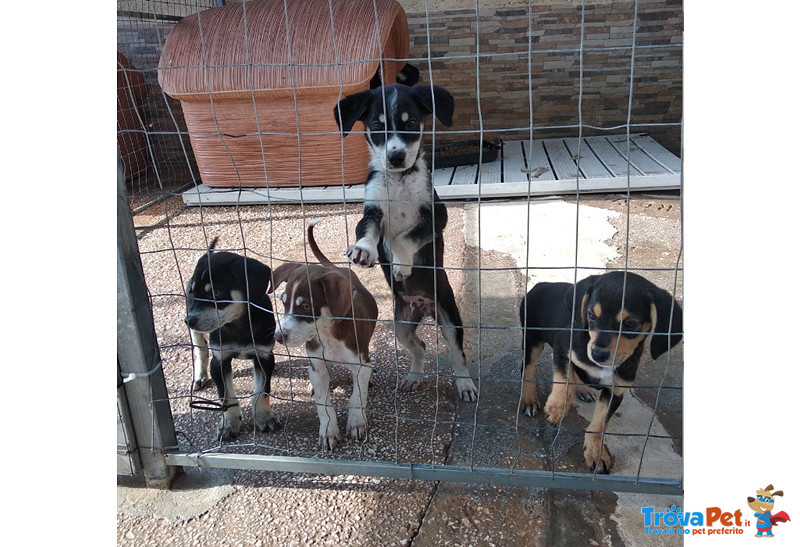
[207,236,219,252]
[307,219,332,265]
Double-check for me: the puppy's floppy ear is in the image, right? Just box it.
[410,84,455,127]
[320,272,353,319]
[269,262,297,294]
[649,286,683,360]
[566,275,599,328]
[239,256,272,298]
[334,89,372,136]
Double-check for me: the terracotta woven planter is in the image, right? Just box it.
[158,0,409,188]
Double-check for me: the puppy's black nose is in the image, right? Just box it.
[591,347,610,364]
[388,150,406,167]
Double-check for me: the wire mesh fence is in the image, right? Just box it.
[117,0,683,494]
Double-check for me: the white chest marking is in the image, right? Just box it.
[570,350,618,386]
[365,159,430,241]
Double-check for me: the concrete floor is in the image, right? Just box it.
[119,193,683,546]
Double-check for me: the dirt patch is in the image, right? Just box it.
[566,194,683,300]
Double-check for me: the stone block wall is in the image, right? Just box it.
[405,0,682,154]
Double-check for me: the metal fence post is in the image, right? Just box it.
[117,162,178,488]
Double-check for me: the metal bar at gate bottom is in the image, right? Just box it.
[166,452,683,496]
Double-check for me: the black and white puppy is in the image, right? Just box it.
[334,84,478,402]
[185,239,279,441]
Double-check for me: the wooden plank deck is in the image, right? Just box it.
[183,133,681,206]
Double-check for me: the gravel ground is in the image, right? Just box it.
[133,199,468,465]
[119,192,683,546]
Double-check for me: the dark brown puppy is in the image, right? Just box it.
[519,271,683,473]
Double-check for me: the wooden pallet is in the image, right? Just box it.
[182,133,681,206]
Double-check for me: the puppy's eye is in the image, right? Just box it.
[406,118,418,129]
[300,302,312,312]
[371,121,384,131]
[622,318,639,331]
[586,309,597,322]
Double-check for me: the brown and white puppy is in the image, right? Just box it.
[270,220,379,450]
[519,271,683,473]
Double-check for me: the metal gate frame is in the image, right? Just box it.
[117,164,178,488]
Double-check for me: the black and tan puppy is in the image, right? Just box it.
[185,239,279,441]
[519,271,683,473]
[334,83,478,402]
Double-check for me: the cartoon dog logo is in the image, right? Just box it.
[747,484,791,538]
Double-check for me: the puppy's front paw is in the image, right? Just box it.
[346,241,378,268]
[584,434,613,474]
[217,414,242,442]
[521,393,540,417]
[254,408,281,433]
[575,384,597,402]
[347,413,368,441]
[544,392,569,426]
[455,377,478,403]
[319,424,340,451]
[192,377,211,391]
[392,262,413,282]
[399,372,422,392]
